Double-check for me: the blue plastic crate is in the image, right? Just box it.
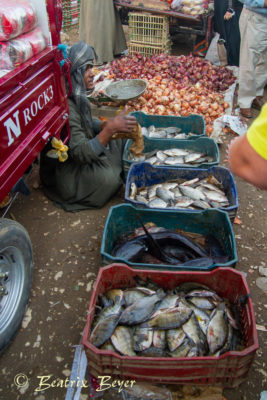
[125,163,239,222]
[130,111,206,137]
[101,204,237,271]
[123,136,220,177]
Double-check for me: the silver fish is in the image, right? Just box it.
[156,151,168,162]
[167,328,186,352]
[148,198,168,208]
[207,303,228,354]
[119,290,165,325]
[174,197,194,208]
[136,195,149,204]
[168,338,191,357]
[180,178,200,187]
[180,298,210,335]
[192,200,211,209]
[156,187,175,203]
[200,183,226,195]
[147,306,193,329]
[163,149,189,157]
[156,294,180,310]
[179,186,206,201]
[141,127,148,136]
[165,127,182,134]
[187,296,216,310]
[133,326,153,352]
[162,182,178,190]
[153,329,166,349]
[172,187,183,198]
[204,190,229,203]
[130,183,137,200]
[184,152,203,163]
[111,326,136,356]
[164,156,185,165]
[182,313,207,353]
[146,156,158,165]
[150,131,167,138]
[174,133,187,139]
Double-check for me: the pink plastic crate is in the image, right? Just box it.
[83,264,258,387]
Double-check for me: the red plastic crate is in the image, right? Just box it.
[83,264,258,387]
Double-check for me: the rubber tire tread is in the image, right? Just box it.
[0,218,33,352]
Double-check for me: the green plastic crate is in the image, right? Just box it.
[101,204,237,271]
[123,136,220,177]
[130,111,206,137]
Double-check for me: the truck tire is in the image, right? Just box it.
[0,218,33,352]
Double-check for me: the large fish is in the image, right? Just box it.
[207,303,228,354]
[119,290,165,325]
[90,313,121,348]
[133,326,153,352]
[111,326,136,356]
[147,306,193,329]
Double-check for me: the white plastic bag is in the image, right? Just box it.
[205,32,220,66]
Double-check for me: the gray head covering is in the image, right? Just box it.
[67,41,97,130]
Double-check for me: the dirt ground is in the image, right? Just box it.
[0,27,266,400]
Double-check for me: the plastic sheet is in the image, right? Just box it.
[0,0,37,41]
[0,26,47,69]
[174,0,210,15]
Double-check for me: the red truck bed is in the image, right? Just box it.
[0,45,69,203]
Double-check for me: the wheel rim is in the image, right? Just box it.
[0,246,25,334]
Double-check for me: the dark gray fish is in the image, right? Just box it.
[119,290,165,325]
[90,313,121,348]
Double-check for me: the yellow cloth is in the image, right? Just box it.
[247,103,267,160]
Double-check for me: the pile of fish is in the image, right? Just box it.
[90,279,244,358]
[141,125,200,140]
[129,175,230,210]
[129,147,214,167]
[112,223,229,267]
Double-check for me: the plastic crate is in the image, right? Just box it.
[83,264,258,387]
[129,111,206,137]
[128,42,171,57]
[125,163,239,222]
[101,204,237,271]
[123,136,219,177]
[128,13,169,47]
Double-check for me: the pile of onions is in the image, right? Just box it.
[108,53,235,93]
[127,81,230,135]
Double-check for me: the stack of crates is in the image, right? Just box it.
[62,0,81,31]
[128,12,171,57]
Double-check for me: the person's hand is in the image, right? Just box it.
[224,11,234,20]
[106,112,137,134]
[265,0,267,7]
[97,111,136,147]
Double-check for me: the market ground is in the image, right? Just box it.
[0,28,266,400]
